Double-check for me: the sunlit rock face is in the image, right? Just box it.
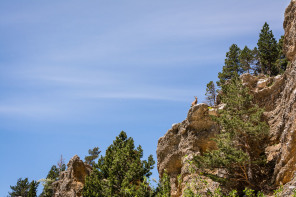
[157,103,219,196]
[52,155,92,197]
[284,0,296,61]
[271,0,296,188]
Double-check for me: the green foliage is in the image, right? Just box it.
[82,131,155,197]
[243,188,255,197]
[293,188,296,197]
[85,147,101,166]
[275,35,288,74]
[256,191,266,197]
[251,47,262,75]
[273,185,283,197]
[257,22,279,75]
[46,165,60,180]
[8,178,30,197]
[217,44,241,87]
[205,81,216,106]
[239,46,256,73]
[27,180,39,197]
[40,164,65,197]
[155,170,171,197]
[195,77,269,191]
[227,190,238,197]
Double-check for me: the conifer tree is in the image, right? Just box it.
[275,35,288,73]
[85,147,101,166]
[195,77,269,192]
[239,46,255,73]
[8,178,30,197]
[83,131,155,197]
[251,47,261,75]
[27,180,39,197]
[39,165,60,197]
[217,44,241,87]
[257,22,279,75]
[205,81,216,106]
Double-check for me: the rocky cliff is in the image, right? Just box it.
[157,1,296,196]
[270,1,296,194]
[52,155,92,197]
[157,104,219,196]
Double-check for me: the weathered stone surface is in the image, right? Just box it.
[267,0,296,187]
[157,104,219,196]
[52,155,92,197]
[284,0,296,61]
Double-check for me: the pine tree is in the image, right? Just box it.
[239,46,255,73]
[275,35,288,74]
[217,44,241,87]
[39,165,60,197]
[195,77,269,192]
[257,22,279,75]
[205,81,216,106]
[85,147,101,166]
[251,47,261,75]
[82,131,155,197]
[8,178,30,197]
[27,180,39,197]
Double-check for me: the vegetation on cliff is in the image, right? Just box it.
[39,159,66,197]
[196,77,269,192]
[217,23,288,88]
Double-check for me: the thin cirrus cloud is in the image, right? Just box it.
[0,1,286,66]
[0,0,290,119]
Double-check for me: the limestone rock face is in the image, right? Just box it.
[157,104,219,196]
[52,155,92,197]
[284,0,296,61]
[269,0,296,187]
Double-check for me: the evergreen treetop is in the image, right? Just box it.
[27,181,39,197]
[85,147,101,166]
[83,131,155,197]
[205,81,216,106]
[217,44,241,87]
[8,178,30,197]
[8,178,39,197]
[239,46,255,74]
[257,22,279,75]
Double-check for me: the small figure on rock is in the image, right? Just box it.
[191,96,198,107]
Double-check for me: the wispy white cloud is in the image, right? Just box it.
[0,104,59,118]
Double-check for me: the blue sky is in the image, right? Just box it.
[0,0,290,195]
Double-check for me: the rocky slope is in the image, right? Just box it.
[52,155,92,197]
[157,1,296,196]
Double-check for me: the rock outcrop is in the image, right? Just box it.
[157,104,219,196]
[52,155,92,197]
[157,1,296,196]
